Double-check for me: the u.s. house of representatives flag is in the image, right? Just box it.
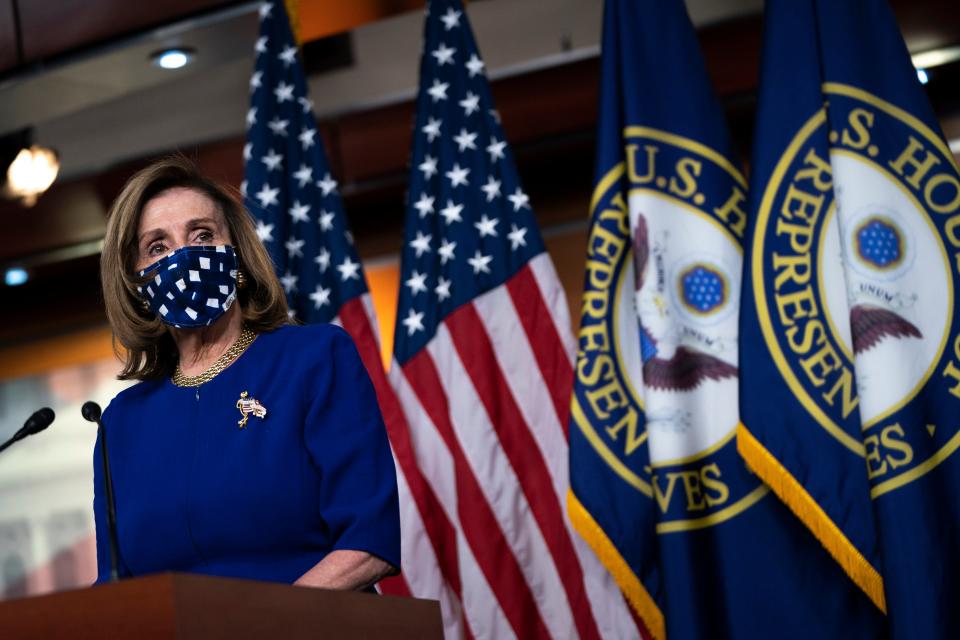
[570,1,887,638]
[241,0,439,616]
[388,0,640,638]
[739,0,960,636]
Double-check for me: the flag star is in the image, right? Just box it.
[465,53,485,77]
[285,238,305,259]
[406,270,429,295]
[246,107,257,127]
[297,96,314,114]
[489,108,501,124]
[309,285,331,309]
[337,257,360,281]
[255,35,268,54]
[280,270,298,293]
[258,3,272,19]
[287,308,297,320]
[410,231,432,257]
[427,79,449,102]
[508,188,531,211]
[468,250,493,274]
[459,92,480,116]
[255,220,274,242]
[298,127,316,149]
[453,129,478,152]
[345,230,354,244]
[274,82,294,103]
[267,117,289,136]
[413,193,435,217]
[249,70,262,91]
[243,142,253,161]
[402,308,425,336]
[261,149,283,171]
[481,176,501,201]
[315,247,331,272]
[318,173,338,196]
[254,184,280,208]
[431,43,456,66]
[445,163,470,187]
[439,7,462,30]
[293,163,313,187]
[438,239,457,264]
[288,201,311,223]
[418,155,439,179]
[278,44,298,66]
[240,180,248,197]
[508,224,528,250]
[434,276,452,301]
[318,210,335,231]
[440,200,464,225]
[422,118,443,142]
[487,138,507,161]
[474,214,499,237]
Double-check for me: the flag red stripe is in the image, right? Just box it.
[403,349,552,640]
[506,265,575,435]
[445,301,602,640]
[338,299,465,601]
[378,574,413,597]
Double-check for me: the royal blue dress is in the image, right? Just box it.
[92,323,400,585]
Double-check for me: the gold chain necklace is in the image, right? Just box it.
[172,327,257,387]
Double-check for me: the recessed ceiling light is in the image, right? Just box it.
[4,267,28,286]
[152,48,194,70]
[916,68,929,85]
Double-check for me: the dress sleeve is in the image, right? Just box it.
[303,326,401,572]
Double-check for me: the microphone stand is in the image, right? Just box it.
[83,401,122,582]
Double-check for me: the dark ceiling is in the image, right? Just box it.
[0,0,958,347]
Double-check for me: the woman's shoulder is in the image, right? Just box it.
[259,322,354,352]
[103,378,166,418]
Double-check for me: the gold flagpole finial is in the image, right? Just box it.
[283,0,303,47]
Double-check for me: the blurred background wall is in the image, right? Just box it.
[0,0,958,600]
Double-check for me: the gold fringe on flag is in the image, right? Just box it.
[736,423,887,613]
[567,491,665,640]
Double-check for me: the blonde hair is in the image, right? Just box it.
[100,155,288,380]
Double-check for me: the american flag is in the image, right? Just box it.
[389,1,640,637]
[241,0,443,612]
[241,2,366,326]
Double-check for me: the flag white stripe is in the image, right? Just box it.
[475,281,642,639]
[389,361,512,638]
[359,292,382,347]
[456,527,518,640]
[429,324,578,640]
[473,285,570,503]
[528,253,576,364]
[392,451,466,638]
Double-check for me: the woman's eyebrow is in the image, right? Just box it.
[138,228,166,246]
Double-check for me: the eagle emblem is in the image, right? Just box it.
[236,391,267,428]
[633,214,738,391]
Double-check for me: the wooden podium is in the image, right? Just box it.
[0,573,443,639]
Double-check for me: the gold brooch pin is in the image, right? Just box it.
[236,391,267,428]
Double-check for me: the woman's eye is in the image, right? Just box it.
[147,243,166,256]
[195,231,213,243]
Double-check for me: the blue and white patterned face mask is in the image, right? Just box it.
[138,245,238,328]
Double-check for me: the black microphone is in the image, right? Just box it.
[83,401,122,583]
[0,407,55,454]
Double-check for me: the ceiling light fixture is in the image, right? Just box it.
[152,48,195,70]
[4,145,60,207]
[4,267,28,287]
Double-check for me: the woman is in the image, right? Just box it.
[94,156,400,590]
